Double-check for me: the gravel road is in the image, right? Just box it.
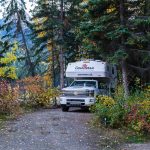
[0,108,117,150]
[0,108,149,150]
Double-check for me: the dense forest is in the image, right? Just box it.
[0,0,150,137]
[0,0,149,97]
[0,0,150,93]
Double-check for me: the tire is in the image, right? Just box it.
[81,106,89,111]
[61,105,69,112]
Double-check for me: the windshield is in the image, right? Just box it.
[70,81,96,88]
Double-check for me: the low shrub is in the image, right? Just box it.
[91,95,127,127]
[0,80,22,118]
[91,85,150,135]
[18,76,60,108]
[27,88,60,108]
[126,90,150,134]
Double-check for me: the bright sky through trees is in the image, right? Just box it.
[0,0,34,19]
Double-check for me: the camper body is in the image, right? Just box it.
[60,60,117,111]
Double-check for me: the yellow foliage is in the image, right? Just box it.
[0,41,17,79]
[43,74,53,87]
[139,100,150,111]
[0,66,17,79]
[106,6,116,13]
[0,52,17,64]
[12,41,18,51]
[84,9,89,13]
[83,0,88,2]
[145,85,150,92]
[80,0,89,11]
[48,57,53,62]
[33,17,49,38]
[34,17,48,25]
[47,40,52,51]
[19,76,60,108]
[81,0,89,5]
[131,121,143,132]
[96,95,116,107]
[42,17,48,22]
[38,31,47,38]
[35,88,60,107]
[0,80,22,117]
[33,16,54,85]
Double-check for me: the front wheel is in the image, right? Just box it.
[81,106,89,111]
[61,105,69,112]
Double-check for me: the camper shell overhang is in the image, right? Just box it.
[66,60,111,78]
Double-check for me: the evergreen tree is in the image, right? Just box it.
[31,0,82,87]
[0,40,17,79]
[0,0,35,76]
[31,0,60,87]
[63,0,83,61]
[79,0,150,95]
[59,0,82,88]
[126,0,150,87]
[79,0,149,97]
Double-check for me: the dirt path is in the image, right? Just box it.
[0,108,122,150]
[123,144,150,150]
[0,108,149,150]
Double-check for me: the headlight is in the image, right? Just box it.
[61,90,65,96]
[89,99,95,102]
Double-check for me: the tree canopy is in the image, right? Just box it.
[0,0,149,93]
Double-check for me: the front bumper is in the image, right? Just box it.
[59,96,95,107]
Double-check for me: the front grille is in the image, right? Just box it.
[63,91,88,97]
[62,91,89,97]
[66,99,85,106]
[67,99,85,102]
[67,104,85,107]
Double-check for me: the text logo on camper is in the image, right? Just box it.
[82,64,88,69]
[75,64,94,70]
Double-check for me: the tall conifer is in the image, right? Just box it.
[0,0,35,76]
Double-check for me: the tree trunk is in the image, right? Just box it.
[145,0,150,53]
[145,0,150,15]
[121,60,129,98]
[17,12,35,76]
[120,0,129,98]
[51,0,55,87]
[59,0,64,89]
[51,45,55,87]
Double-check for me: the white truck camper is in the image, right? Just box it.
[60,60,117,112]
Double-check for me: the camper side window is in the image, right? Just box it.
[98,83,107,89]
[107,66,109,71]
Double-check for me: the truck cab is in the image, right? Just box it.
[60,60,117,111]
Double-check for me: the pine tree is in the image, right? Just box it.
[0,41,17,79]
[31,0,60,87]
[126,0,150,87]
[31,0,82,87]
[79,0,150,95]
[62,0,83,61]
[0,0,35,76]
[57,0,83,88]
[79,0,146,97]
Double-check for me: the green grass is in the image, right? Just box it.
[91,117,150,146]
[126,134,150,143]
[0,114,8,128]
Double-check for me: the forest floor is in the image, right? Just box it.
[0,108,150,150]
